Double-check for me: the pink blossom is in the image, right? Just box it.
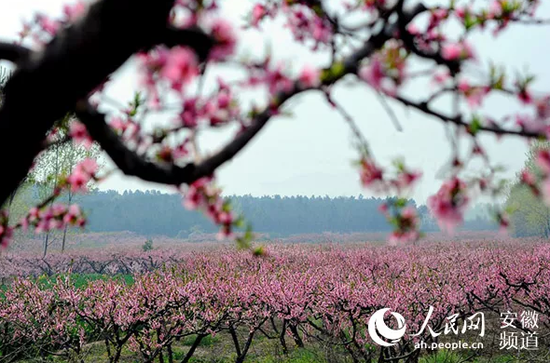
[161,47,199,91]
[79,159,98,175]
[520,170,538,197]
[216,225,233,240]
[427,178,469,233]
[396,170,422,190]
[488,1,503,19]
[455,7,466,19]
[37,15,59,35]
[63,205,84,225]
[205,88,238,127]
[139,48,169,73]
[516,114,543,134]
[458,79,469,93]
[265,64,294,95]
[389,230,420,244]
[28,207,39,221]
[209,19,237,61]
[0,225,12,249]
[442,42,474,61]
[406,23,420,35]
[251,4,266,27]
[432,71,450,86]
[63,1,87,22]
[458,80,488,108]
[442,43,462,60]
[311,18,331,44]
[172,141,190,160]
[360,158,384,187]
[535,96,550,119]
[537,150,550,175]
[518,88,533,104]
[217,92,231,108]
[298,65,320,88]
[401,206,417,220]
[69,121,93,149]
[209,108,230,126]
[178,97,201,128]
[359,59,384,90]
[218,211,233,225]
[109,116,139,140]
[387,205,421,244]
[66,159,97,193]
[432,9,448,22]
[183,186,203,210]
[67,171,88,193]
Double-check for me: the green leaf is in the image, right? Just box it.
[253,246,265,256]
[395,198,407,208]
[468,115,482,135]
[463,12,476,31]
[321,62,346,83]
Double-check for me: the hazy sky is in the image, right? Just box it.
[1,0,548,204]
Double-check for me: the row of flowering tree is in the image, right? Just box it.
[0,0,550,248]
[0,249,185,281]
[1,241,549,362]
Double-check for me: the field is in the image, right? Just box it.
[1,234,549,363]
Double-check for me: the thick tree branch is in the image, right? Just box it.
[0,0,210,206]
[159,26,214,62]
[0,42,32,64]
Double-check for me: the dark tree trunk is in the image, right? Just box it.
[181,334,205,363]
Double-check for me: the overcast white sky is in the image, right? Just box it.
[1,0,549,204]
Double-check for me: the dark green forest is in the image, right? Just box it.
[75,191,498,237]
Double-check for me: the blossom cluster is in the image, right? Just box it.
[0,158,96,249]
[21,204,86,234]
[183,177,236,240]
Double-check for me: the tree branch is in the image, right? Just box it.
[159,26,214,62]
[0,42,32,64]
[0,0,211,206]
[74,83,294,185]
[342,2,428,73]
[74,4,430,188]
[390,94,542,138]
[396,1,460,74]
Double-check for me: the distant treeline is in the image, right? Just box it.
[76,190,498,237]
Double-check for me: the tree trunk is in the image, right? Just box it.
[289,324,304,348]
[235,331,255,363]
[44,142,60,258]
[43,232,50,258]
[61,190,72,252]
[181,334,205,363]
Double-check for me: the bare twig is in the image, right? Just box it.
[390,94,542,138]
[374,90,403,132]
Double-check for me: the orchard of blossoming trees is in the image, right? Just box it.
[0,241,549,362]
[0,0,549,248]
